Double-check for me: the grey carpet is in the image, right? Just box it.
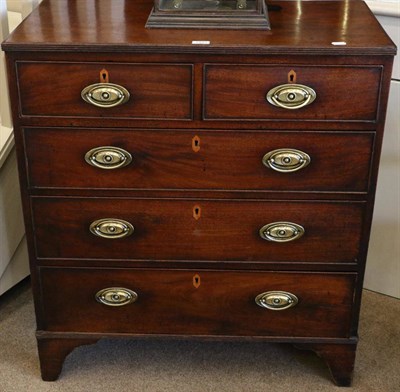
[0,279,399,392]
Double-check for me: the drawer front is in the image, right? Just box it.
[25,128,374,193]
[39,268,356,338]
[32,198,364,263]
[16,62,193,119]
[204,65,381,121]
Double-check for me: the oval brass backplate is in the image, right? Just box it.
[95,287,138,307]
[266,83,316,110]
[81,82,130,108]
[255,291,298,310]
[85,146,132,170]
[262,148,311,173]
[90,218,134,239]
[259,222,304,243]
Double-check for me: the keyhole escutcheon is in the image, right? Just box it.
[193,274,201,288]
[288,70,297,84]
[100,68,109,83]
[192,135,201,152]
[193,205,201,220]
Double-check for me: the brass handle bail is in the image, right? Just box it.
[95,287,138,306]
[85,146,132,170]
[259,222,305,243]
[81,82,130,108]
[262,148,311,173]
[266,83,316,109]
[255,291,298,310]
[90,218,134,239]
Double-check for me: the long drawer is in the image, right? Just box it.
[24,128,374,193]
[16,62,193,119]
[32,198,365,263]
[204,65,382,121]
[39,267,356,338]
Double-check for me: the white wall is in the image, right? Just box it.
[0,0,35,296]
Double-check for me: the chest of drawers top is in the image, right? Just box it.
[2,0,396,56]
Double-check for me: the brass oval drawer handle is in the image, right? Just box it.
[259,222,305,242]
[255,291,298,310]
[81,82,130,108]
[266,83,316,110]
[95,287,138,307]
[85,146,132,170]
[262,148,311,173]
[89,218,134,239]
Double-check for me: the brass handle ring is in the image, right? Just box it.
[262,148,311,173]
[90,218,134,239]
[81,82,130,108]
[266,83,316,109]
[259,222,304,243]
[85,146,132,170]
[255,291,298,310]
[95,287,138,306]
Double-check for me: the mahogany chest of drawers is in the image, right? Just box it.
[2,0,396,386]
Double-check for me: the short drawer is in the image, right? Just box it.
[204,65,382,121]
[25,128,374,193]
[39,267,356,338]
[32,198,365,263]
[16,62,192,119]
